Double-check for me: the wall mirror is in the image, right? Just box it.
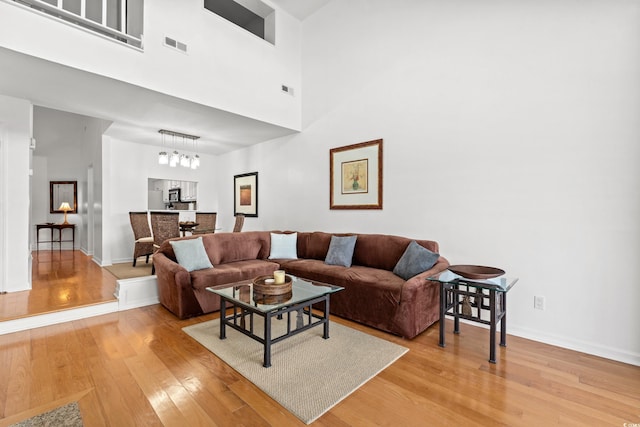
[50,181,78,214]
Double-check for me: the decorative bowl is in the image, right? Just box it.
[448,265,505,279]
[253,291,293,305]
[252,274,293,295]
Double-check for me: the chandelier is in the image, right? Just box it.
[158,129,201,169]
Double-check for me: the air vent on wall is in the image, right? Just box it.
[281,84,294,96]
[164,36,188,53]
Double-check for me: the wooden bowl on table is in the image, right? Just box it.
[253,291,293,305]
[252,274,293,295]
[447,265,505,280]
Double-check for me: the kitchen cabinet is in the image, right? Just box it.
[180,181,197,201]
[149,178,197,204]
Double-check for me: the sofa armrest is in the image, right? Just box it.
[415,256,449,281]
[391,256,450,338]
[154,252,201,319]
[400,256,449,301]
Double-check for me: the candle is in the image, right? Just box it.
[264,278,275,285]
[273,270,285,285]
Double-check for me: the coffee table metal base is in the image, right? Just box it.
[219,294,331,368]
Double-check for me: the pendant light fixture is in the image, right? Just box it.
[158,131,168,164]
[158,129,200,168]
[190,135,200,169]
[191,154,200,169]
[169,133,179,168]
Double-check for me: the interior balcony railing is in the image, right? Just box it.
[8,0,143,49]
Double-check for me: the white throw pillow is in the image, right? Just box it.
[169,237,213,272]
[268,232,298,259]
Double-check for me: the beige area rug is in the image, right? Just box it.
[183,317,408,424]
[9,402,83,427]
[104,261,153,279]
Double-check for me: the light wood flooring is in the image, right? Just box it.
[0,250,117,321]
[0,251,638,426]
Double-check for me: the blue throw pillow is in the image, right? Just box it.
[393,240,440,280]
[268,232,298,259]
[325,235,357,267]
[169,237,213,272]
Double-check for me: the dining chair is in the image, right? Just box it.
[150,211,180,274]
[233,214,245,232]
[129,212,154,267]
[192,212,217,235]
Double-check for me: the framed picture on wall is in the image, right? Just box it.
[234,172,258,217]
[330,139,383,209]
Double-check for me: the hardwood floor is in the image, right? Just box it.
[0,252,638,426]
[0,251,117,321]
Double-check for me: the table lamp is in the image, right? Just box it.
[58,202,72,224]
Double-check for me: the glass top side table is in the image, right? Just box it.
[428,270,519,363]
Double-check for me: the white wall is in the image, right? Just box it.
[213,0,640,365]
[0,95,32,292]
[0,0,302,130]
[31,109,111,252]
[31,154,84,250]
[103,138,219,264]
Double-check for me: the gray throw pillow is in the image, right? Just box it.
[169,237,213,272]
[393,240,439,280]
[324,235,357,267]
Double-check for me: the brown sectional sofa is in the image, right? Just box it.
[153,231,449,339]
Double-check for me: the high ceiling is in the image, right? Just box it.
[0,0,331,155]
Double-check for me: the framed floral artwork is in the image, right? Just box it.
[234,172,258,217]
[330,139,383,209]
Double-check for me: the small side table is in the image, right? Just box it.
[428,271,518,363]
[36,223,76,252]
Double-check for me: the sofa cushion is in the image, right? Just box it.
[202,231,270,264]
[169,237,213,272]
[393,240,440,280]
[303,232,332,260]
[325,235,357,267]
[268,232,298,259]
[281,259,406,330]
[190,259,280,291]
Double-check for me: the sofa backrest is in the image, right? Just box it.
[158,230,440,271]
[158,231,272,264]
[296,231,440,271]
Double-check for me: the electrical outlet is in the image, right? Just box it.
[534,295,545,310]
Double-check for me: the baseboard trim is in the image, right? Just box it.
[509,325,640,367]
[454,318,639,367]
[0,302,119,335]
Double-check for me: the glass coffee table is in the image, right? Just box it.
[207,276,343,368]
[429,270,518,363]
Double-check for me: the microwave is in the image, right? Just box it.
[168,188,181,202]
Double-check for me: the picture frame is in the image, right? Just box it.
[330,139,383,210]
[234,172,258,217]
[50,181,78,214]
